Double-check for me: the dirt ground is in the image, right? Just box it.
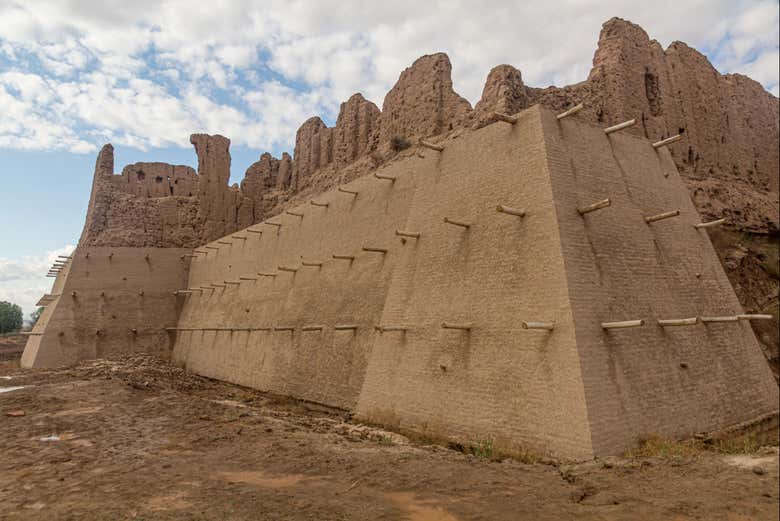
[0,355,777,521]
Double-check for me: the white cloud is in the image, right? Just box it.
[0,245,75,318]
[0,0,776,156]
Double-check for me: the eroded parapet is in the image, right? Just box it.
[115,162,198,198]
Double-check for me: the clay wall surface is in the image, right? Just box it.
[170,106,775,458]
[540,110,779,456]
[22,247,190,368]
[172,153,423,410]
[354,107,593,459]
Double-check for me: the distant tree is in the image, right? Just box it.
[0,301,23,334]
[30,307,44,327]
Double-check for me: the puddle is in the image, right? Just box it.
[0,386,28,394]
[385,492,460,521]
[217,471,313,488]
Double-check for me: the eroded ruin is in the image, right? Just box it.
[23,18,779,459]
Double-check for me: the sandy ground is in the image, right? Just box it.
[0,355,777,521]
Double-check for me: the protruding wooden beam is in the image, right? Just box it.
[419,139,444,151]
[217,241,231,245]
[737,314,773,321]
[182,254,197,258]
[205,246,219,250]
[441,322,473,331]
[395,230,421,239]
[286,210,304,218]
[264,221,282,228]
[556,103,584,120]
[194,250,209,254]
[604,119,636,135]
[274,326,295,332]
[700,315,739,323]
[239,275,258,281]
[277,265,299,273]
[175,290,193,295]
[57,255,72,259]
[232,235,247,240]
[224,280,241,285]
[645,210,680,224]
[246,229,263,234]
[443,217,471,229]
[210,283,226,288]
[257,272,278,277]
[657,317,698,327]
[496,205,526,217]
[334,325,358,331]
[521,321,555,330]
[577,198,611,215]
[375,325,407,333]
[694,218,726,229]
[301,260,323,267]
[493,112,518,124]
[374,172,396,182]
[302,325,324,331]
[362,246,388,254]
[310,200,329,207]
[602,319,644,329]
[332,254,355,261]
[337,186,359,196]
[652,134,683,149]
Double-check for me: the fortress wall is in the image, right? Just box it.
[20,259,74,367]
[354,106,593,459]
[164,105,774,459]
[22,247,190,368]
[172,153,425,410]
[543,111,779,456]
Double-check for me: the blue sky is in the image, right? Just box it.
[0,0,778,317]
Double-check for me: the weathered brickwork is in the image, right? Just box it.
[22,247,189,368]
[165,106,776,458]
[24,17,779,458]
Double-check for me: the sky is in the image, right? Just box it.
[0,0,778,318]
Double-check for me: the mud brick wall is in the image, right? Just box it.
[171,106,775,459]
[22,247,190,368]
[354,107,593,459]
[172,155,422,410]
[541,110,779,456]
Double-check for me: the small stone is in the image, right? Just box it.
[752,466,765,475]
[5,410,25,417]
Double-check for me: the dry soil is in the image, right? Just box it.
[1,355,777,521]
